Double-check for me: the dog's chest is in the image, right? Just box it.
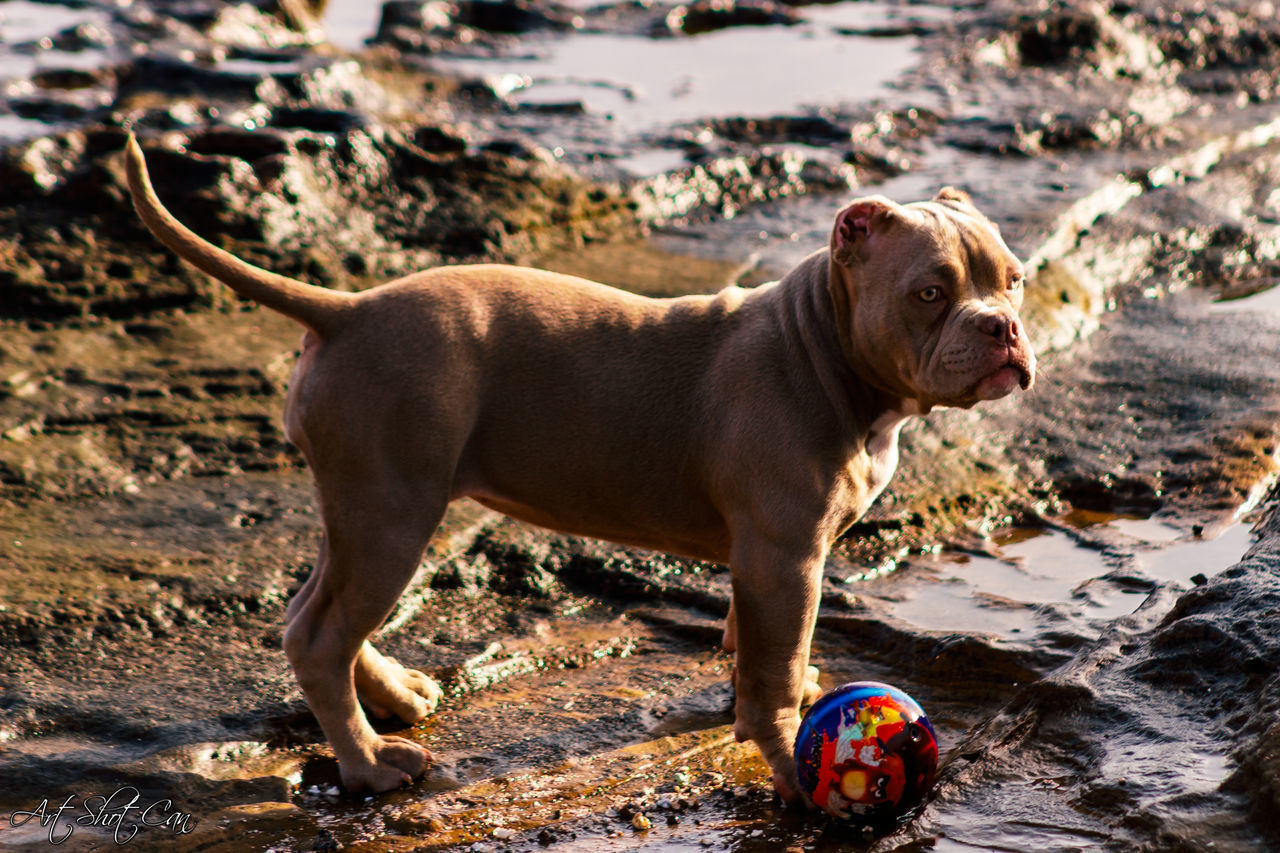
[860,409,910,507]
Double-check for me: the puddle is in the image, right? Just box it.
[1212,280,1280,313]
[0,1,97,45]
[611,146,691,177]
[1107,516,1183,543]
[0,110,49,141]
[321,0,386,51]
[1134,522,1255,585]
[869,514,1255,641]
[430,10,925,133]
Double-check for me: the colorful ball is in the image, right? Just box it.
[794,681,938,821]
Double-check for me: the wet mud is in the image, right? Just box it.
[3,0,1280,850]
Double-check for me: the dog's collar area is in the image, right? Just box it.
[864,403,920,457]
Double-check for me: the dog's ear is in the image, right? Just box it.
[934,186,999,232]
[831,197,895,266]
[934,186,972,205]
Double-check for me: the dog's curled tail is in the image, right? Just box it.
[124,133,354,336]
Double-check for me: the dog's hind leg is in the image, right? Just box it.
[283,483,445,792]
[285,538,442,723]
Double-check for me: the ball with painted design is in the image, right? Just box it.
[794,681,938,821]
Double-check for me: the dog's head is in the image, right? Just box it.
[827,188,1036,411]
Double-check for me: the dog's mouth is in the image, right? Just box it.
[1007,352,1034,390]
[971,350,1035,401]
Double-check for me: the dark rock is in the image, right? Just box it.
[377,0,454,34]
[707,115,849,146]
[118,54,277,101]
[32,67,112,91]
[312,828,342,851]
[480,137,550,160]
[664,0,797,36]
[408,123,470,154]
[454,0,572,34]
[187,127,292,161]
[9,97,95,123]
[267,106,366,133]
[1013,9,1101,66]
[373,0,574,51]
[519,100,587,116]
[1153,7,1280,71]
[373,0,455,51]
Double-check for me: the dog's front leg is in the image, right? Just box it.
[729,535,826,803]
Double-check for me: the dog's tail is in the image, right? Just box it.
[124,133,354,336]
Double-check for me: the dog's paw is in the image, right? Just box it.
[801,664,822,706]
[772,768,804,805]
[340,735,431,793]
[356,645,443,723]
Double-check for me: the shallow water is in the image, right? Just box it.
[0,1,95,45]
[433,22,920,133]
[882,517,1257,641]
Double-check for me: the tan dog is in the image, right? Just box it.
[123,135,1034,800]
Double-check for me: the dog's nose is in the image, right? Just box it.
[978,313,1020,345]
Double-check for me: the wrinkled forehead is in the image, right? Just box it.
[899,201,1021,282]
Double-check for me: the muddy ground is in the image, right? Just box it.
[2,0,1280,850]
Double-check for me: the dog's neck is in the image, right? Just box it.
[773,251,921,445]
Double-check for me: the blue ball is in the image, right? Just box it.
[794,681,938,821]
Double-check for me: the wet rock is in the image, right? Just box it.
[372,1,458,52]
[267,106,367,133]
[5,1,1280,850]
[707,114,850,146]
[373,0,576,52]
[312,827,342,851]
[0,133,86,201]
[433,526,564,598]
[969,3,1164,82]
[118,54,280,102]
[203,1,313,50]
[633,150,851,224]
[176,801,317,851]
[0,120,638,323]
[663,0,797,36]
[409,123,471,154]
[186,127,293,161]
[1151,4,1280,73]
[1055,472,1163,516]
[33,66,115,91]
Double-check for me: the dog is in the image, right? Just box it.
[123,134,1034,800]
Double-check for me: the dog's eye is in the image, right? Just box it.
[917,286,944,303]
[1008,273,1025,290]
